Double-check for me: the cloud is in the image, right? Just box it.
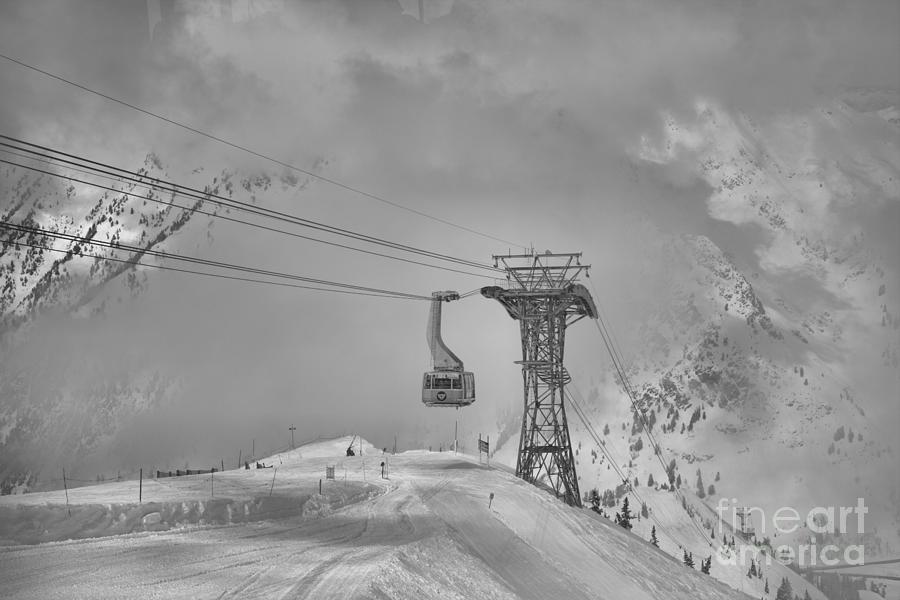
[1,0,898,473]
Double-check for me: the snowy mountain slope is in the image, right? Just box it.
[619,92,899,540]
[490,91,899,598]
[0,437,753,599]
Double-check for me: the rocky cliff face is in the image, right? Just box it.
[562,90,900,557]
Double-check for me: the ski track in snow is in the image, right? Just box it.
[0,438,752,599]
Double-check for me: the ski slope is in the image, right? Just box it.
[0,437,752,599]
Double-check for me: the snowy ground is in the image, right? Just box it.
[0,436,754,599]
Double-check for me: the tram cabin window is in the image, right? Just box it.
[424,375,431,389]
[434,377,452,389]
[452,376,461,390]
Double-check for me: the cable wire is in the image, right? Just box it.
[565,384,689,551]
[0,222,431,300]
[0,150,497,280]
[2,238,427,300]
[0,53,526,249]
[586,279,714,546]
[0,135,503,274]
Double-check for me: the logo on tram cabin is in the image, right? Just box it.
[436,391,447,401]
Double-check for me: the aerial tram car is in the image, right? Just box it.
[421,291,475,408]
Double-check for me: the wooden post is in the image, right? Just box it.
[62,468,71,517]
[221,459,224,472]
[139,468,143,504]
[319,478,322,495]
[269,467,277,496]
[238,449,242,470]
[487,435,490,466]
[211,470,214,498]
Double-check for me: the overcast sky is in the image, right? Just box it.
[0,0,897,467]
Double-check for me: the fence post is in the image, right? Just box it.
[62,468,71,517]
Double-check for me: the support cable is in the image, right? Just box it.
[565,385,689,551]
[0,136,502,274]
[0,150,496,280]
[586,279,714,546]
[0,222,431,300]
[1,239,422,300]
[0,53,526,249]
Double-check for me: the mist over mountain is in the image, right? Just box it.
[0,1,897,598]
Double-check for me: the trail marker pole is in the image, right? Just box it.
[269,468,277,496]
[139,468,143,504]
[62,468,71,517]
[238,449,242,470]
[211,470,214,498]
[289,425,296,449]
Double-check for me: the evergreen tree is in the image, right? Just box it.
[676,474,682,488]
[647,473,655,487]
[707,484,716,496]
[683,550,694,568]
[650,525,659,547]
[764,579,769,594]
[700,556,712,574]
[617,497,634,530]
[775,577,793,600]
[641,502,649,518]
[589,488,602,513]
[696,469,706,498]
[803,590,812,600]
[747,559,757,578]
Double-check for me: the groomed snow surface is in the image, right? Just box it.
[0,437,752,599]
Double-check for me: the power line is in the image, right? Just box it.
[0,135,503,274]
[0,222,432,300]
[0,53,526,249]
[0,151,496,280]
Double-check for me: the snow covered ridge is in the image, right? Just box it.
[0,438,755,599]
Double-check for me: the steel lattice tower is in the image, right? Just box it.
[482,252,597,507]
